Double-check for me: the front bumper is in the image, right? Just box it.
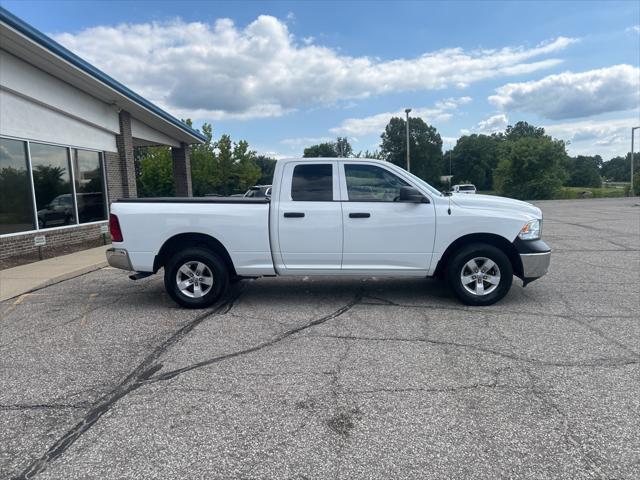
[514,238,551,285]
[106,248,133,271]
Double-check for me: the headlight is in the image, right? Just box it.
[519,219,542,240]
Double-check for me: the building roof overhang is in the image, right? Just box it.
[0,7,207,145]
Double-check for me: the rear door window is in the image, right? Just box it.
[291,164,333,201]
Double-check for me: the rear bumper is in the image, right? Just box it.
[514,239,551,285]
[106,248,133,271]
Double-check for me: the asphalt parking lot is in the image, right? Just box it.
[1,198,639,480]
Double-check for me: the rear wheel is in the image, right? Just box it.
[447,243,513,306]
[164,247,229,308]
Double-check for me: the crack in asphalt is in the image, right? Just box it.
[362,295,638,321]
[12,290,242,480]
[12,290,362,479]
[0,403,90,411]
[345,380,513,396]
[522,367,608,478]
[361,294,640,358]
[482,313,610,479]
[307,334,639,368]
[555,292,640,358]
[145,293,363,384]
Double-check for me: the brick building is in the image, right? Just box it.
[0,8,205,260]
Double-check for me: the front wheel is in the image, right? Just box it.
[164,248,229,308]
[447,243,513,306]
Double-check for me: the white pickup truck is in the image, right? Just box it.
[106,158,550,308]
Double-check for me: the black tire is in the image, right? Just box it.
[164,247,229,309]
[446,243,513,306]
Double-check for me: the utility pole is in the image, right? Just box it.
[631,127,639,197]
[405,108,411,172]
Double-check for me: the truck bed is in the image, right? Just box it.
[110,197,274,275]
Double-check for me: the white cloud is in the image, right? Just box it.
[330,97,472,136]
[544,117,639,157]
[459,113,509,136]
[53,16,575,120]
[626,25,640,34]
[489,65,640,120]
[476,113,509,133]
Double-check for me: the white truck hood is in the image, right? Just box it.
[450,194,542,218]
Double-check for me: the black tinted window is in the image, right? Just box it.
[0,138,35,234]
[291,164,333,201]
[345,164,408,202]
[30,143,76,227]
[73,149,107,223]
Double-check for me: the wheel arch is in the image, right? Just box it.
[433,233,523,279]
[153,232,237,277]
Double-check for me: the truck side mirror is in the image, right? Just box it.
[399,186,429,203]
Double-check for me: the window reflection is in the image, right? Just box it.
[73,149,107,223]
[30,143,76,228]
[0,138,35,234]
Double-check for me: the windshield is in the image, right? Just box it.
[459,185,475,191]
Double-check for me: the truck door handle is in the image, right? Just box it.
[349,212,370,218]
[284,212,305,218]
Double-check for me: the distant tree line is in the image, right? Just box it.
[303,119,639,199]
[135,117,639,200]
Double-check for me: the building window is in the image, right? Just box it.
[29,143,76,229]
[73,149,107,223]
[0,138,35,235]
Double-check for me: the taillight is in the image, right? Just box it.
[109,214,123,242]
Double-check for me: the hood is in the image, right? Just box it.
[450,193,542,218]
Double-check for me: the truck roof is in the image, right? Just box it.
[275,157,385,163]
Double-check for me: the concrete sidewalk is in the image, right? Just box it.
[0,245,110,301]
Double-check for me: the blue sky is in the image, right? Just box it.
[4,0,640,159]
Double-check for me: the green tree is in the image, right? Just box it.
[449,134,500,190]
[303,137,353,157]
[137,122,262,197]
[600,153,638,182]
[503,121,546,141]
[354,149,385,159]
[335,137,352,157]
[564,155,602,188]
[303,142,337,157]
[137,147,174,197]
[254,155,277,184]
[494,131,568,200]
[232,139,261,193]
[380,117,443,183]
[190,123,220,196]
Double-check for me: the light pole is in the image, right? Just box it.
[449,150,452,188]
[405,108,411,172]
[631,127,639,197]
